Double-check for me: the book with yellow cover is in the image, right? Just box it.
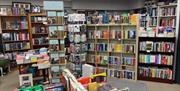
[115,44,122,52]
[130,14,139,25]
[152,68,155,77]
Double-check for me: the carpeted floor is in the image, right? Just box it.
[0,70,180,91]
[0,70,19,91]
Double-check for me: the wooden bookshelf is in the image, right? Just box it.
[138,3,177,83]
[0,14,31,65]
[5,49,30,52]
[28,13,49,49]
[138,76,173,83]
[86,22,138,80]
[3,40,29,43]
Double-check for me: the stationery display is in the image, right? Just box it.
[32,37,48,45]
[44,0,65,85]
[32,26,48,34]
[66,13,87,78]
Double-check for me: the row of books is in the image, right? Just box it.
[32,37,48,45]
[0,7,26,16]
[140,41,175,52]
[160,18,176,28]
[87,30,136,39]
[159,7,176,16]
[109,44,135,53]
[140,14,148,27]
[5,52,24,60]
[139,26,174,37]
[93,67,135,80]
[87,43,135,53]
[139,54,173,65]
[95,30,109,39]
[31,16,47,23]
[150,8,157,17]
[2,33,29,41]
[88,55,135,66]
[108,69,135,80]
[139,67,173,80]
[149,17,157,26]
[12,7,27,16]
[4,42,30,51]
[32,26,48,34]
[3,20,28,30]
[86,11,138,25]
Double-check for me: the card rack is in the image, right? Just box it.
[44,0,66,84]
[138,3,177,83]
[86,22,138,80]
[66,14,87,78]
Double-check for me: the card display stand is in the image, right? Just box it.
[66,14,87,78]
[43,0,66,84]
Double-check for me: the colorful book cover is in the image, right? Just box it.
[115,44,122,52]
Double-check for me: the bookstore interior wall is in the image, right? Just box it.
[0,0,180,90]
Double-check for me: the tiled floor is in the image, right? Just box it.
[0,70,180,91]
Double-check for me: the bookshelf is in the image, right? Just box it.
[44,0,66,84]
[138,3,177,83]
[28,13,49,49]
[0,14,30,67]
[87,23,138,80]
[0,15,31,53]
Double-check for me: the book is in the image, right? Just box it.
[130,14,138,25]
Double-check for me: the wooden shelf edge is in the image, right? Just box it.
[138,76,173,83]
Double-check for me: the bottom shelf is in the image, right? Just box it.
[138,76,173,83]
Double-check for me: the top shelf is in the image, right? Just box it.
[86,24,136,27]
[139,37,175,42]
[159,4,177,8]
[0,15,27,17]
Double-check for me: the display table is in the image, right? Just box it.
[17,62,50,83]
